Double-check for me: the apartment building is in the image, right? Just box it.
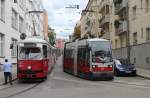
[80,0,101,38]
[43,9,49,41]
[129,0,150,69]
[0,0,44,64]
[99,0,117,40]
[113,0,150,69]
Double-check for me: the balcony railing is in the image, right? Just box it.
[116,20,127,35]
[99,0,110,11]
[101,32,110,40]
[115,0,127,14]
[99,14,110,27]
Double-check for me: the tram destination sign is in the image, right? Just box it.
[24,43,37,47]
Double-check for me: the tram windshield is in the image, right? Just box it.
[19,47,42,59]
[91,41,112,63]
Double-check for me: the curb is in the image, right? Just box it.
[0,78,18,86]
[137,74,150,80]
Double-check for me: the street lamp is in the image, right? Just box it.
[65,5,79,9]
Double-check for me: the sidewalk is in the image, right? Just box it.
[136,68,150,79]
[0,65,17,85]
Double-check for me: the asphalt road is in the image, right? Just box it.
[1,56,150,98]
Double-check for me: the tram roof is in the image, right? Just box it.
[18,37,47,44]
[87,38,110,42]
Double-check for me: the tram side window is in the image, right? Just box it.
[78,47,89,65]
[65,49,73,59]
[43,45,47,58]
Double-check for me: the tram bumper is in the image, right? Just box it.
[17,70,47,79]
[87,71,114,80]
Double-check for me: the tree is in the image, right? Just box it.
[73,25,81,39]
[48,27,56,46]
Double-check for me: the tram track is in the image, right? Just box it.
[0,79,43,98]
[0,67,54,98]
[4,82,41,98]
[0,78,18,86]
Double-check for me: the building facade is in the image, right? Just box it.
[0,0,44,64]
[99,0,117,40]
[43,9,49,41]
[80,0,101,38]
[80,0,150,69]
[55,39,65,49]
[113,0,150,69]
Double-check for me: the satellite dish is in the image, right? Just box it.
[20,33,26,40]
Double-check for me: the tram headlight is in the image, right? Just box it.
[27,66,31,70]
[108,65,113,68]
[92,65,97,68]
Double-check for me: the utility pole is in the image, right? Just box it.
[126,2,131,64]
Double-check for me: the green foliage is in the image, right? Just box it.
[48,30,55,46]
[74,25,81,39]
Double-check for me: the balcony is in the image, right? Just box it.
[100,31,110,40]
[99,0,110,11]
[116,21,127,35]
[115,0,127,14]
[99,15,110,27]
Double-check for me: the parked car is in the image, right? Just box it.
[113,59,136,76]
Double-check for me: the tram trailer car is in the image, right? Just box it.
[17,37,56,80]
[63,38,114,80]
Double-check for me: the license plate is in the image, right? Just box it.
[27,75,33,78]
[126,71,131,73]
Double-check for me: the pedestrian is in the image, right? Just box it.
[3,59,13,85]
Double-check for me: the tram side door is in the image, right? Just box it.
[77,47,90,74]
[73,46,78,76]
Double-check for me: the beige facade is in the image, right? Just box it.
[113,0,150,48]
[113,0,128,49]
[43,9,49,41]
[80,0,101,38]
[81,0,150,49]
[129,0,150,45]
[99,0,117,42]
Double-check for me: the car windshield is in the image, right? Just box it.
[91,41,112,63]
[19,47,42,60]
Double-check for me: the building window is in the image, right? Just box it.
[19,0,26,10]
[11,38,17,57]
[115,39,118,48]
[145,0,149,12]
[0,33,4,57]
[146,28,150,41]
[19,16,23,33]
[106,5,110,14]
[134,58,136,64]
[13,0,17,3]
[11,9,18,30]
[132,6,137,20]
[141,0,143,9]
[146,57,150,65]
[0,0,5,21]
[141,28,144,38]
[133,32,137,45]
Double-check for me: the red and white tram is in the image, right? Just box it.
[17,37,56,80]
[63,38,114,80]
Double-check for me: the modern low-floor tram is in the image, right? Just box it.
[63,38,114,80]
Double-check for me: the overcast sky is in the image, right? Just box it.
[43,0,89,39]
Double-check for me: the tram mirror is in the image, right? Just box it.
[20,33,26,40]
